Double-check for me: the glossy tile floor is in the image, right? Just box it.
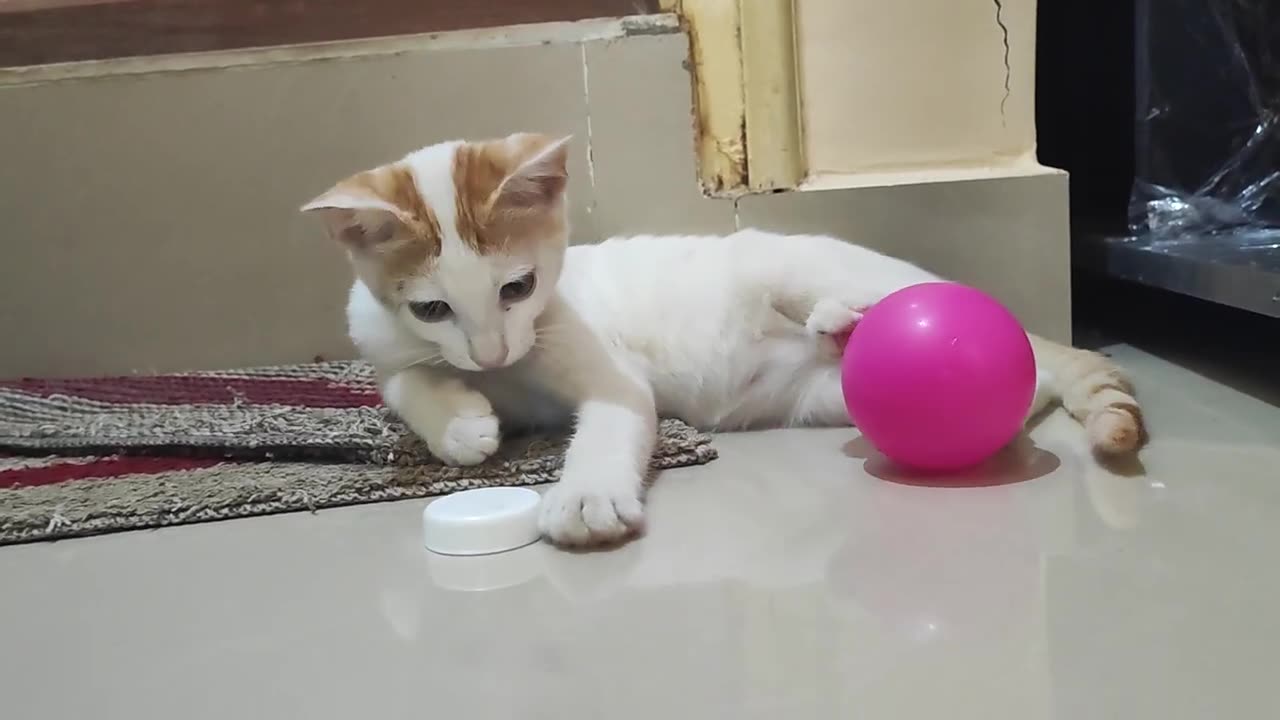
[2,345,1278,719]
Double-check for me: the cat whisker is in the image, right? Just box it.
[387,352,445,375]
[534,327,572,339]
[532,334,574,351]
[535,323,575,337]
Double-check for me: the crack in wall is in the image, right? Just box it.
[580,43,598,216]
[992,0,1011,125]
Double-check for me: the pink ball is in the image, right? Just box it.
[841,282,1036,471]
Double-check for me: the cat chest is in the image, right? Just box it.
[471,371,574,431]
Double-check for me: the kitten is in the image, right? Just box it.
[302,133,1145,547]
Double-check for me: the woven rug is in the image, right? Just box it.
[0,362,716,545]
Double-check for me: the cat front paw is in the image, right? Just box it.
[806,299,869,356]
[805,298,868,336]
[429,414,502,466]
[538,479,645,547]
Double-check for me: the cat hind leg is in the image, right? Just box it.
[786,366,853,428]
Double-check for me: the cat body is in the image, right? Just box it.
[305,134,1144,547]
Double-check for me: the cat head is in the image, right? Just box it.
[302,133,571,371]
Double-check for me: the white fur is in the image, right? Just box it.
[323,139,1133,548]
[354,227,1069,545]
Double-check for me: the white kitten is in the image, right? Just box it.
[303,133,1144,547]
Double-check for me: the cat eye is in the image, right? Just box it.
[408,300,452,323]
[499,273,537,304]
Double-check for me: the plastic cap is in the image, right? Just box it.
[423,487,542,556]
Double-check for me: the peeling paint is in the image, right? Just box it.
[712,135,747,174]
[618,14,682,37]
[580,43,598,213]
[682,0,749,197]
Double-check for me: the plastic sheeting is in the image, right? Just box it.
[1130,0,1280,245]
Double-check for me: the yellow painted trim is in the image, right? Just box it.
[675,0,804,195]
[681,0,748,195]
[739,0,804,190]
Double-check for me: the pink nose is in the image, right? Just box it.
[470,337,508,369]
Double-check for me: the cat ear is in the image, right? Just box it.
[301,186,403,249]
[491,135,571,215]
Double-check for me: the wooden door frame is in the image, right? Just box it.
[664,0,805,196]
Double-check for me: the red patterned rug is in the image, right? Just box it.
[0,362,716,545]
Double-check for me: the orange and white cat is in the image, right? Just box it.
[302,133,1144,547]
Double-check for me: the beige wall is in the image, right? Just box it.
[0,16,1068,377]
[795,0,1038,175]
[741,172,1070,344]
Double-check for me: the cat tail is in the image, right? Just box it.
[1029,334,1146,455]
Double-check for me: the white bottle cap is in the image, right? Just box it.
[422,487,542,556]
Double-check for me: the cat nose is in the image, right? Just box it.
[470,335,508,369]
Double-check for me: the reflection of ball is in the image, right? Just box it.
[841,282,1036,471]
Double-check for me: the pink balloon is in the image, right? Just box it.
[841,282,1036,471]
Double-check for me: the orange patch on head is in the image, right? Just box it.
[451,134,569,255]
[339,166,443,257]
[315,164,444,299]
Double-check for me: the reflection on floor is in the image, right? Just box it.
[1,345,1277,720]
